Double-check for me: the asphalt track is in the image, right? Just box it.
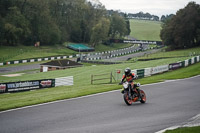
[0,64,40,74]
[103,49,160,62]
[0,76,200,133]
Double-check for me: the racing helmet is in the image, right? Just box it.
[124,67,131,76]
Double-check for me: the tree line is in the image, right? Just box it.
[160,14,174,22]
[127,12,159,21]
[0,0,130,47]
[160,2,200,49]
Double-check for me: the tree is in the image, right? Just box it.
[161,14,174,22]
[22,0,61,45]
[90,17,110,47]
[0,0,131,46]
[109,13,128,38]
[4,6,30,45]
[160,2,200,49]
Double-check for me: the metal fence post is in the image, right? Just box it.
[110,72,112,83]
[91,75,93,84]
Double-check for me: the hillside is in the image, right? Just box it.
[129,19,162,41]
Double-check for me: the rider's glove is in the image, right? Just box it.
[134,75,138,79]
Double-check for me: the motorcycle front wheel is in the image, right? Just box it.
[140,90,146,103]
[123,92,132,105]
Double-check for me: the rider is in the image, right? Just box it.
[120,67,141,99]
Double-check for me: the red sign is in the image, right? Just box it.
[0,84,6,92]
[40,80,52,87]
[117,70,121,74]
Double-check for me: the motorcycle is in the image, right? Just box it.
[120,81,146,105]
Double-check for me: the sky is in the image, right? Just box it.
[96,0,200,17]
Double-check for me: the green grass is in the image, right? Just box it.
[0,44,77,62]
[129,19,162,41]
[164,126,200,133]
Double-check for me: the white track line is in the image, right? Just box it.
[155,113,200,133]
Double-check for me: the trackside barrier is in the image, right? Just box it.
[169,62,182,70]
[0,79,55,93]
[55,76,73,87]
[131,70,137,75]
[0,76,73,94]
[151,65,169,75]
[180,61,185,67]
[185,59,189,67]
[0,55,76,66]
[125,56,200,81]
[137,69,145,78]
[144,68,151,77]
[197,56,200,62]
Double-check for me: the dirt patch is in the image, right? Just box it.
[1,73,25,77]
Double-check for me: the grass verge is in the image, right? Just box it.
[129,19,162,41]
[164,126,200,133]
[0,62,199,111]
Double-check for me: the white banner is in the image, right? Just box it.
[151,65,169,75]
[191,57,195,64]
[43,66,48,72]
[55,76,73,87]
[185,60,189,66]
[144,68,151,77]
[131,69,137,75]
